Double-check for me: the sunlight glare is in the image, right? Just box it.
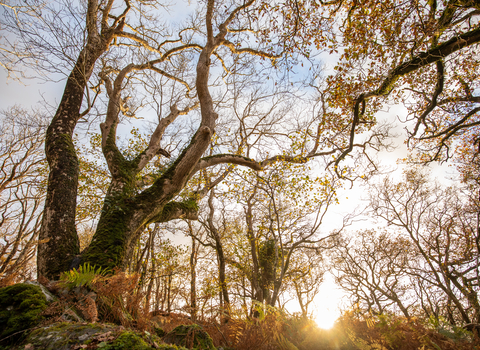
[313,275,343,329]
[315,306,340,329]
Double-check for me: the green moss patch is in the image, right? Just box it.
[100,331,150,349]
[0,283,49,343]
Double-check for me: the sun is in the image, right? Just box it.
[315,306,340,329]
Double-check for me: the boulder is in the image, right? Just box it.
[0,283,49,344]
[24,281,56,303]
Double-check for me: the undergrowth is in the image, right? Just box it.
[201,308,480,350]
[54,267,151,329]
[92,269,151,330]
[31,269,480,350]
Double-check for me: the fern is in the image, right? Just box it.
[60,263,109,288]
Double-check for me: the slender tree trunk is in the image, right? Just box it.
[245,188,262,304]
[154,276,161,312]
[189,229,197,322]
[167,274,172,313]
[144,233,157,313]
[161,277,166,312]
[216,242,230,318]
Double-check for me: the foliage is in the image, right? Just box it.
[426,316,474,342]
[59,263,109,289]
[336,311,478,350]
[163,324,216,350]
[209,307,479,350]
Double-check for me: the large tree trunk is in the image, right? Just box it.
[82,12,220,271]
[37,44,106,279]
[81,179,199,270]
[36,0,120,280]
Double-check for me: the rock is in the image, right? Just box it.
[24,281,57,303]
[163,324,216,350]
[17,322,189,350]
[154,325,166,337]
[59,308,84,323]
[56,285,98,323]
[23,322,117,350]
[0,283,49,344]
[156,344,189,350]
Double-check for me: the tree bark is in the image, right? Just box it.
[37,43,109,279]
[36,0,119,279]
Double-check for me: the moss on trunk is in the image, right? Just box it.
[81,199,134,271]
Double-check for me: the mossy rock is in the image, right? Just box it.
[23,322,116,350]
[163,324,216,350]
[20,322,187,350]
[102,331,188,350]
[154,326,166,337]
[0,283,49,344]
[156,344,189,350]
[101,331,153,350]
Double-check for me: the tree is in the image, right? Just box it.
[200,189,232,320]
[332,229,414,318]
[287,249,325,318]
[2,0,479,281]
[325,0,480,169]
[369,168,480,325]
[219,164,342,309]
[0,107,47,285]
[1,0,330,279]
[2,0,151,279]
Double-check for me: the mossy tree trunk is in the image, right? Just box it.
[37,0,121,280]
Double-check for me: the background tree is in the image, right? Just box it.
[199,189,232,321]
[323,0,480,173]
[287,249,325,318]
[332,229,414,318]
[217,164,343,310]
[368,169,480,325]
[0,107,47,286]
